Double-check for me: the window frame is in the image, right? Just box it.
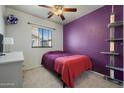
[32,27,52,48]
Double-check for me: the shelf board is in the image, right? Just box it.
[100,52,119,55]
[108,21,123,27]
[104,75,123,85]
[106,65,124,71]
[106,38,123,42]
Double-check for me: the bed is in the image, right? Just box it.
[41,51,92,88]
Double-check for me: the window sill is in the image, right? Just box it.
[32,46,52,48]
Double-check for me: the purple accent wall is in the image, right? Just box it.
[63,5,123,80]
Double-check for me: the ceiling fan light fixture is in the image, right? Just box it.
[54,10,63,16]
[58,10,63,14]
[52,5,63,16]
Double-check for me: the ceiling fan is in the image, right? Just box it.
[38,5,77,21]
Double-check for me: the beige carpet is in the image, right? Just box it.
[23,67,122,88]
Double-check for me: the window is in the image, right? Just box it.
[32,27,52,48]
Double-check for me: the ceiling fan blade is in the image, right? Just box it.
[63,8,77,12]
[48,13,54,18]
[60,14,65,21]
[38,5,52,8]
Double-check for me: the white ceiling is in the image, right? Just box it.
[7,5,103,25]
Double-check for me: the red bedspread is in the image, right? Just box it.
[54,55,92,88]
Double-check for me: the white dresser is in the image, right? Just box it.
[0,51,24,88]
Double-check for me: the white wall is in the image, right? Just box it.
[0,5,6,35]
[6,8,63,70]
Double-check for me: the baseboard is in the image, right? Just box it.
[23,65,41,71]
[91,70,104,77]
